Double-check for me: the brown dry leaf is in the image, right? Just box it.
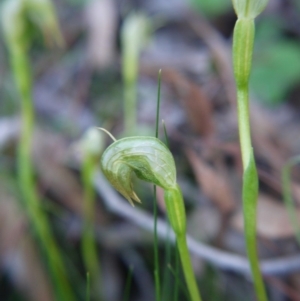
[231,194,300,239]
[85,0,117,69]
[163,69,214,138]
[0,185,54,301]
[185,148,236,214]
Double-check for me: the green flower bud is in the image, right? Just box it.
[232,0,269,19]
[101,136,177,206]
[80,127,104,158]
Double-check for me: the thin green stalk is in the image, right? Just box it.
[168,263,190,301]
[282,156,300,246]
[2,1,75,298]
[174,247,180,301]
[121,12,150,134]
[161,117,174,301]
[153,186,161,301]
[162,220,173,301]
[15,50,75,301]
[176,235,201,301]
[237,88,252,167]
[153,69,162,301]
[232,6,268,300]
[122,266,134,301]
[81,153,101,296]
[86,273,91,301]
[164,187,202,301]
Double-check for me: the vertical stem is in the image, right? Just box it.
[153,70,162,301]
[176,234,202,301]
[81,154,101,296]
[237,89,251,167]
[233,18,268,301]
[13,47,75,301]
[153,186,161,301]
[164,186,202,301]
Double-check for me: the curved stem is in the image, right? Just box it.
[176,234,202,301]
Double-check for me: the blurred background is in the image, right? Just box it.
[1,0,300,300]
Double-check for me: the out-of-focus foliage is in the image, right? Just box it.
[189,0,231,17]
[251,18,300,105]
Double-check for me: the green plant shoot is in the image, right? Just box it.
[232,0,269,301]
[1,1,74,300]
[121,12,151,134]
[79,128,104,297]
[100,135,202,301]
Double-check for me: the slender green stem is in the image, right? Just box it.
[236,66,268,301]
[86,273,91,301]
[123,266,134,301]
[237,89,251,167]
[153,70,162,301]
[176,235,202,301]
[11,45,75,301]
[162,221,172,301]
[153,186,161,301]
[233,18,268,301]
[168,262,190,301]
[164,186,202,301]
[174,247,180,301]
[81,153,101,295]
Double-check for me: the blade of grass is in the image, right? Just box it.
[122,266,134,301]
[153,69,162,301]
[161,120,173,301]
[168,263,191,301]
[174,244,180,301]
[86,273,90,301]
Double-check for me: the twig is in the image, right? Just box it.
[94,171,300,276]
